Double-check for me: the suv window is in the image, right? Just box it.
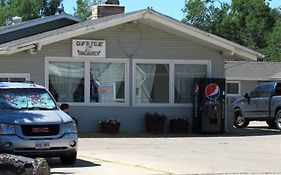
[251,84,273,98]
[275,83,281,96]
[0,88,57,110]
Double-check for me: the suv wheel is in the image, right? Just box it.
[60,152,77,165]
[275,110,281,130]
[266,120,276,128]
[234,111,249,128]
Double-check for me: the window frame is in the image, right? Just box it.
[0,73,30,82]
[45,57,129,106]
[132,59,211,107]
[226,81,241,97]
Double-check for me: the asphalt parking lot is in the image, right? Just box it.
[50,122,281,175]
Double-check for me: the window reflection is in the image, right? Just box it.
[90,63,125,103]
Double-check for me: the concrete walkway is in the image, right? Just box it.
[51,122,281,175]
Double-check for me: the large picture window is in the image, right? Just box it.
[47,58,128,105]
[174,64,207,103]
[135,64,169,103]
[47,58,209,106]
[133,60,210,106]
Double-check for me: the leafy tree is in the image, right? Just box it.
[0,3,8,26]
[182,0,230,37]
[183,0,281,60]
[0,0,64,26]
[7,0,42,21]
[74,0,103,20]
[263,18,281,61]
[41,0,64,16]
[228,0,277,50]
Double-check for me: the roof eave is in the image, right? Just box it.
[146,9,262,61]
[0,8,263,61]
[40,10,147,47]
[0,9,149,55]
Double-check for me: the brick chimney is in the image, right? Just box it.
[91,0,125,19]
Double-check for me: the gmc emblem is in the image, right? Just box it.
[32,127,49,133]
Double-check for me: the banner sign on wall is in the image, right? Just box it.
[72,40,106,58]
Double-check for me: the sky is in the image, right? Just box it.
[63,0,281,20]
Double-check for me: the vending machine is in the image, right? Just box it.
[192,78,225,134]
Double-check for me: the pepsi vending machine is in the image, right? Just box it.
[193,78,225,134]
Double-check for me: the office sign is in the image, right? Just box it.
[72,40,106,58]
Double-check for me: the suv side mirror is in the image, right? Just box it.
[244,93,250,104]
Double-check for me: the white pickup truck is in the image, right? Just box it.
[233,82,281,129]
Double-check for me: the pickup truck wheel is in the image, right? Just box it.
[60,152,77,165]
[266,120,276,128]
[234,112,249,128]
[276,110,281,130]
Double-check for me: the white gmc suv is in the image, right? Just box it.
[0,82,78,164]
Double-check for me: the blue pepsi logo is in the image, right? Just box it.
[194,84,199,95]
[205,83,220,100]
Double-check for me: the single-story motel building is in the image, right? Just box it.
[0,3,263,134]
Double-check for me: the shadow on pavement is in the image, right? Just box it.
[79,123,281,138]
[226,126,281,137]
[48,158,101,168]
[51,173,75,175]
[79,129,281,138]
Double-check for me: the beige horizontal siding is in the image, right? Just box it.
[0,22,225,133]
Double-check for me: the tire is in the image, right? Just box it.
[266,120,276,128]
[234,111,250,128]
[275,110,281,130]
[60,152,77,165]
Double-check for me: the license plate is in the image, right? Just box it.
[35,142,50,149]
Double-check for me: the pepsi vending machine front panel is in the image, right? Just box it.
[193,78,225,134]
